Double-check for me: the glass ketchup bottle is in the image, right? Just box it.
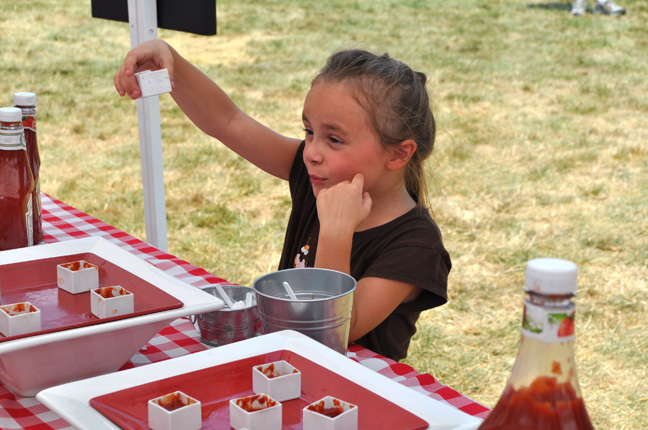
[478,258,594,430]
[14,92,43,245]
[0,106,34,251]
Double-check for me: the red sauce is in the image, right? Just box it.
[257,363,299,378]
[154,392,196,411]
[307,398,353,418]
[236,394,277,412]
[96,286,130,299]
[2,302,38,316]
[258,363,279,378]
[478,376,594,429]
[61,261,96,271]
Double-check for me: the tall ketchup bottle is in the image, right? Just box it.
[478,258,595,430]
[0,107,34,251]
[14,92,43,245]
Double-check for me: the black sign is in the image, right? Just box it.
[91,0,217,36]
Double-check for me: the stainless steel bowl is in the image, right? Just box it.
[253,268,356,354]
[195,285,260,346]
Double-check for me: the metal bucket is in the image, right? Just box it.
[253,268,356,354]
[195,285,261,346]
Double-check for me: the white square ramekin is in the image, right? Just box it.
[0,302,42,337]
[90,286,134,318]
[303,396,358,430]
[57,260,99,294]
[148,391,201,430]
[136,69,172,98]
[252,360,301,402]
[229,393,282,430]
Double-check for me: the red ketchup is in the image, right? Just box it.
[259,363,280,378]
[236,394,277,412]
[61,261,96,271]
[154,392,196,411]
[0,107,34,251]
[479,259,594,430]
[96,286,130,299]
[257,363,298,378]
[14,92,42,245]
[479,376,593,429]
[307,398,352,418]
[2,303,38,316]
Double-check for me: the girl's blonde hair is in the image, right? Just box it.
[313,49,435,209]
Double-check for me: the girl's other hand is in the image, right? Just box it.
[114,40,175,100]
[316,173,372,236]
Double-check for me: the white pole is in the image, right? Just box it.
[127,0,168,251]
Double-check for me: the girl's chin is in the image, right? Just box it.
[311,184,324,198]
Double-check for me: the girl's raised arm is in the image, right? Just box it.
[114,39,300,181]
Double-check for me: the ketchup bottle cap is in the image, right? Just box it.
[13,92,37,107]
[525,258,578,295]
[0,107,22,122]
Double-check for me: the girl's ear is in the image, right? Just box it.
[387,139,417,170]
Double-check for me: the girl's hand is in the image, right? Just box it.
[316,173,372,236]
[314,173,371,276]
[114,40,175,100]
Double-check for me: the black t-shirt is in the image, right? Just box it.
[278,141,451,361]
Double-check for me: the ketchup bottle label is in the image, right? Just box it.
[25,194,34,247]
[0,130,25,149]
[22,115,36,132]
[522,302,575,343]
[34,178,41,219]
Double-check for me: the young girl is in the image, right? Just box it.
[114,41,451,361]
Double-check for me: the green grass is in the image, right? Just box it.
[2,1,647,428]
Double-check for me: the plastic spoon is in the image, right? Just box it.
[282,281,298,301]
[215,283,235,309]
[231,300,246,310]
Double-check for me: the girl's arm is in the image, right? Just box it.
[314,173,419,342]
[114,40,300,181]
[348,277,420,342]
[317,242,419,342]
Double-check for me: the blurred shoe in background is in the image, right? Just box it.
[570,0,586,16]
[595,0,626,15]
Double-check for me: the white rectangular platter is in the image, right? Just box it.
[37,330,483,430]
[0,237,224,396]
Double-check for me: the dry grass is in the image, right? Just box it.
[1,1,646,428]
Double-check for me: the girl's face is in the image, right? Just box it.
[302,81,392,197]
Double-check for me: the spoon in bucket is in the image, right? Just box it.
[282,281,298,301]
[214,283,237,309]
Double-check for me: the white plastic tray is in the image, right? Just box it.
[0,237,224,396]
[37,330,482,430]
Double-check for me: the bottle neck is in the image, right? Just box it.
[522,292,575,343]
[526,290,574,307]
[1,120,23,130]
[15,105,36,117]
[0,121,26,151]
[508,291,581,394]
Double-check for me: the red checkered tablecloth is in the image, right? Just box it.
[0,194,489,429]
